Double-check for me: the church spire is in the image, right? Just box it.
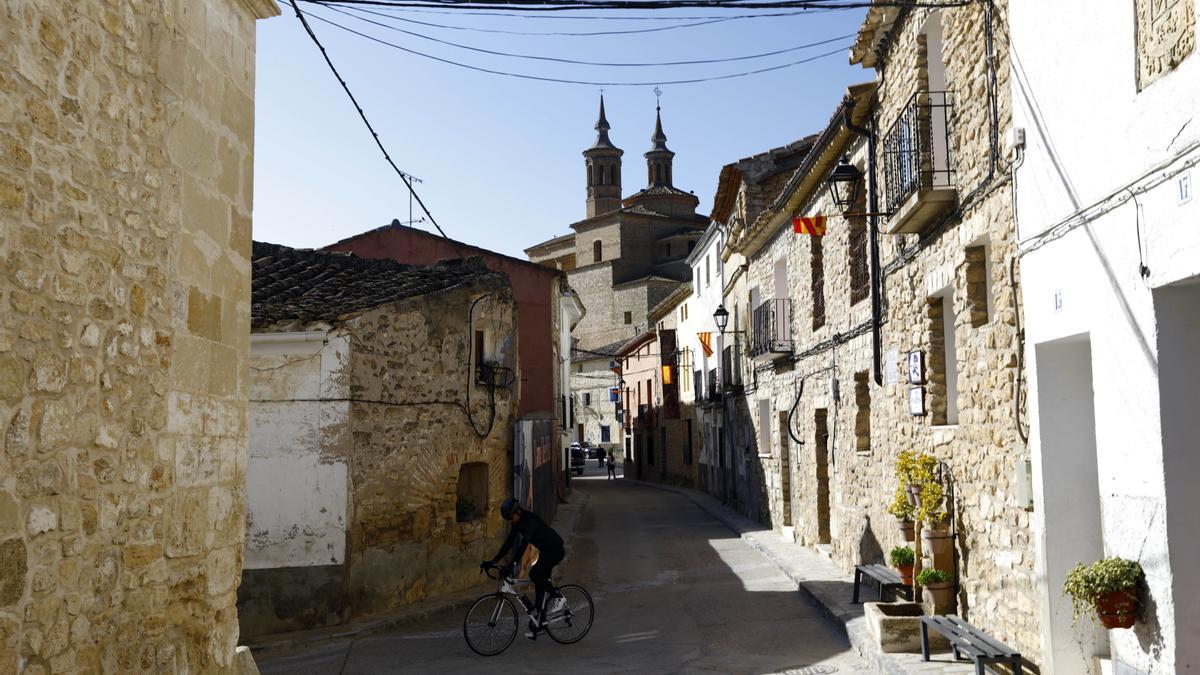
[644,97,675,188]
[583,94,623,218]
[590,95,617,150]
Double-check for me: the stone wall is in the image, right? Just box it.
[731,0,1040,662]
[344,281,517,617]
[0,0,275,671]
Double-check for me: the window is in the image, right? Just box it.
[624,311,632,325]
[600,425,611,443]
[964,244,990,326]
[593,240,602,263]
[705,256,711,286]
[665,242,671,257]
[474,330,485,366]
[583,392,592,406]
[811,237,825,330]
[757,399,772,456]
[455,462,488,522]
[849,217,869,305]
[927,292,959,425]
[854,372,871,453]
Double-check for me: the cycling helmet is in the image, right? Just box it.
[499,497,520,519]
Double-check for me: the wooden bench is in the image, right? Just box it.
[920,614,1024,675]
[851,564,912,603]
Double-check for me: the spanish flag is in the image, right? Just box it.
[793,215,827,236]
[698,332,714,358]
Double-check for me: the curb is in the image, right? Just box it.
[623,478,910,674]
[246,490,593,656]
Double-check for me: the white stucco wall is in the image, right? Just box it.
[1011,2,1200,671]
[245,331,351,570]
[684,223,727,468]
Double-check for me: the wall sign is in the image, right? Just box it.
[907,351,925,385]
[908,387,926,416]
[885,348,899,385]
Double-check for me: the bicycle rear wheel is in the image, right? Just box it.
[544,585,594,644]
[463,593,518,656]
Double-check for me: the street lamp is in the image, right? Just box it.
[826,156,864,214]
[713,304,730,335]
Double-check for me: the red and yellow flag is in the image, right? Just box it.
[793,215,827,236]
[697,332,714,358]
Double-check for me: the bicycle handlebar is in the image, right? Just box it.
[479,561,513,581]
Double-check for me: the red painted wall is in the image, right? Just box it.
[326,226,559,421]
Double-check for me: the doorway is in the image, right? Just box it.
[815,409,831,545]
[1155,281,1200,668]
[1034,334,1105,672]
[779,411,792,527]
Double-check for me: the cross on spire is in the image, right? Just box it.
[653,86,663,110]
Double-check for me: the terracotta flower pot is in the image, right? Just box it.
[921,527,953,559]
[923,580,954,610]
[897,519,915,541]
[896,563,914,585]
[905,484,921,507]
[1095,589,1137,629]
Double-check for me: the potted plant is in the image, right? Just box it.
[917,481,952,559]
[1063,558,1143,629]
[887,487,916,540]
[896,450,939,507]
[889,546,915,585]
[917,568,953,609]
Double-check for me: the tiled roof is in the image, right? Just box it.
[251,241,494,329]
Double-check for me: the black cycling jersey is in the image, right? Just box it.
[493,509,564,564]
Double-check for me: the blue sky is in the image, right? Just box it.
[252,1,871,258]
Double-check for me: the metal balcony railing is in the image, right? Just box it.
[750,298,793,359]
[882,90,955,216]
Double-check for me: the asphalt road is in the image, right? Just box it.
[257,465,865,674]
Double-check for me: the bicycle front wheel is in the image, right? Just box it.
[463,593,518,656]
[544,585,594,644]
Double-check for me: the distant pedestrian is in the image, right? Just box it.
[606,451,616,479]
[597,449,604,469]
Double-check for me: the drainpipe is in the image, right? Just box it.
[844,109,884,386]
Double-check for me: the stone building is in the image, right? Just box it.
[570,341,625,454]
[0,1,276,672]
[325,222,584,519]
[705,137,818,517]
[525,97,708,353]
[241,242,518,637]
[723,0,1042,663]
[1011,1,1199,671]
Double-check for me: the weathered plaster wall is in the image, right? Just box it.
[1011,1,1200,670]
[0,0,275,671]
[343,282,518,617]
[245,333,349,571]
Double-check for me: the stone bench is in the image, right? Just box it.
[920,614,1024,675]
[852,563,912,604]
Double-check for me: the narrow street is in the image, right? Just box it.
[257,467,865,674]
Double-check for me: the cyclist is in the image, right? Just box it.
[485,497,565,639]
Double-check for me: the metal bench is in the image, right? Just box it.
[920,614,1023,675]
[851,563,912,603]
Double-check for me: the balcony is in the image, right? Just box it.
[706,371,721,402]
[636,403,656,428]
[882,90,957,235]
[750,298,793,362]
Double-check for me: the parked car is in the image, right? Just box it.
[570,447,586,475]
[583,442,604,459]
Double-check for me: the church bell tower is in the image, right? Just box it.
[583,95,624,218]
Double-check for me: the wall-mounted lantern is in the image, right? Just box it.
[826,156,864,214]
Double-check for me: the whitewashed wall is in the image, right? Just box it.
[684,223,727,469]
[245,331,351,570]
[1011,2,1200,672]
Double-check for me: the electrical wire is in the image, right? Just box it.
[287,0,462,253]
[325,3,857,66]
[325,3,835,18]
[305,10,854,85]
[311,0,973,13]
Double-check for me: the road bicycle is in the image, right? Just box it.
[464,562,594,656]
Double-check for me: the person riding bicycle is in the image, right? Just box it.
[484,497,565,639]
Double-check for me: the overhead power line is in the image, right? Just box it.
[327,2,839,34]
[309,0,972,13]
[325,4,857,66]
[305,10,854,85]
[327,3,835,18]
[287,0,463,252]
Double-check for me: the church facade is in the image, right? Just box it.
[526,99,708,352]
